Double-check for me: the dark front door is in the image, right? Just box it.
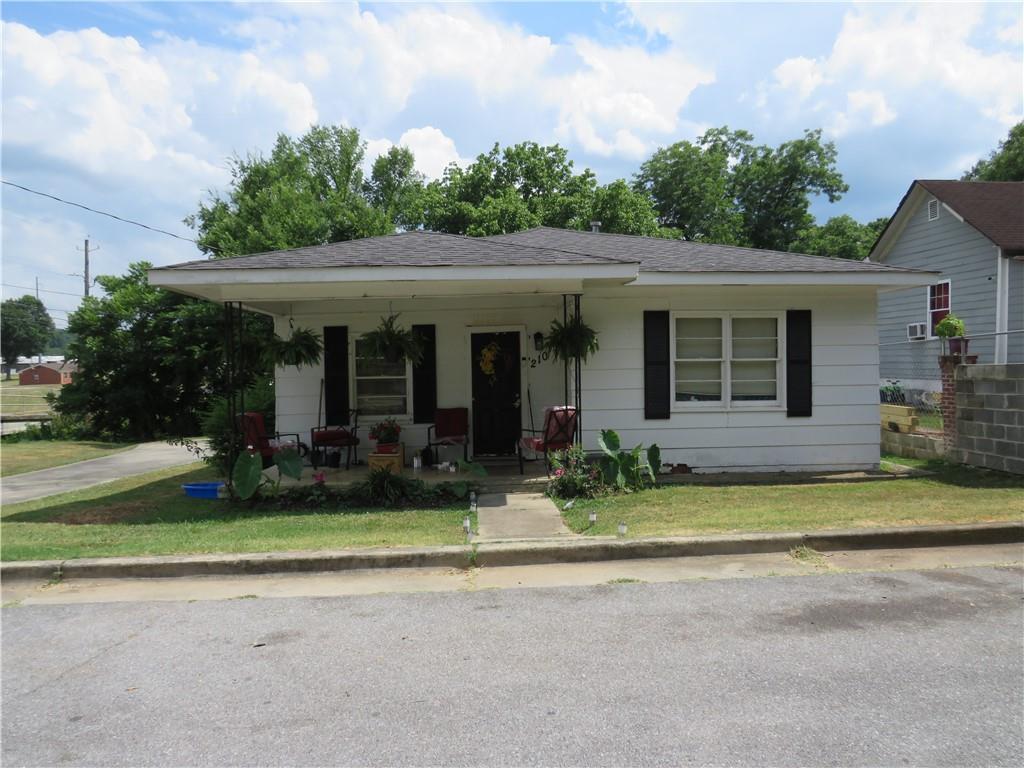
[471,331,521,456]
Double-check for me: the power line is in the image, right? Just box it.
[3,283,83,298]
[1,179,229,255]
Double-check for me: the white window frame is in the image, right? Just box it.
[351,337,414,421]
[926,279,951,340]
[670,311,786,412]
[927,198,940,221]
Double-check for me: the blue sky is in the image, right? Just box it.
[2,2,1021,328]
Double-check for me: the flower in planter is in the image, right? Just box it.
[313,471,326,485]
[369,419,402,444]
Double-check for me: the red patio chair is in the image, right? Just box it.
[310,410,360,470]
[518,406,578,474]
[238,412,306,469]
[427,407,470,462]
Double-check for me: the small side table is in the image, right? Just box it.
[368,444,404,474]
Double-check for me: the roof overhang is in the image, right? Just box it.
[629,270,937,287]
[148,262,640,304]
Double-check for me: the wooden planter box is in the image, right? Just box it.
[368,444,405,473]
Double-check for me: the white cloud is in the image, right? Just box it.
[768,4,1023,130]
[772,56,826,102]
[547,38,714,157]
[828,89,897,137]
[363,126,468,180]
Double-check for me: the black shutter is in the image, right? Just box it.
[786,310,812,417]
[323,326,350,426]
[412,324,437,424]
[643,311,671,419]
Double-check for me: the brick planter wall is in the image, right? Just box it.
[954,364,1024,475]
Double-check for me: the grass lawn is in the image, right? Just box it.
[0,378,60,417]
[1,464,475,561]
[563,456,1024,537]
[0,440,135,477]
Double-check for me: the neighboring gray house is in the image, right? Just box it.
[872,180,1024,394]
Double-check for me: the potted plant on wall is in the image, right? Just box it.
[542,316,600,363]
[369,418,402,454]
[360,313,424,365]
[935,314,968,356]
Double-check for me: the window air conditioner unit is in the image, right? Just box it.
[907,322,927,340]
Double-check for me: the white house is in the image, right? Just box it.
[150,227,932,472]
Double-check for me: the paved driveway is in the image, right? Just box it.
[3,566,1021,766]
[0,442,201,504]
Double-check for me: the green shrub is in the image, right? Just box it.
[0,413,92,443]
[597,429,661,491]
[548,445,606,499]
[201,376,275,473]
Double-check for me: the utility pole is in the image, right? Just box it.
[76,238,98,297]
[35,277,41,363]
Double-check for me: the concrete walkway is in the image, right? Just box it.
[1,442,200,505]
[476,492,574,541]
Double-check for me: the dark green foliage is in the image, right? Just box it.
[637,126,853,253]
[263,327,322,369]
[792,215,889,260]
[597,429,660,491]
[187,125,393,257]
[232,452,264,500]
[0,413,90,443]
[365,145,426,229]
[1,295,55,377]
[200,376,275,474]
[421,141,660,236]
[45,328,75,357]
[548,445,606,499]
[542,316,600,363]
[54,263,270,441]
[962,122,1024,181]
[359,314,424,365]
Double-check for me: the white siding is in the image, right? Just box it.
[581,285,880,472]
[272,285,881,472]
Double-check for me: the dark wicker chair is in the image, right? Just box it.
[427,407,470,462]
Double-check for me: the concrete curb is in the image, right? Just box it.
[2,522,1021,582]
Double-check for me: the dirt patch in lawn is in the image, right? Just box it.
[59,501,152,525]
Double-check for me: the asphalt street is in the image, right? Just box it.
[3,566,1022,767]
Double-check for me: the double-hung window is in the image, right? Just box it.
[928,281,950,337]
[354,338,410,417]
[673,313,783,408]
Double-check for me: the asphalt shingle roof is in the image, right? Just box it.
[485,228,922,273]
[159,230,632,270]
[916,180,1024,254]
[156,226,924,274]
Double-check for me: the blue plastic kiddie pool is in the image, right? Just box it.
[181,481,225,499]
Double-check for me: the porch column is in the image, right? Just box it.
[223,301,246,473]
[939,355,958,456]
[573,293,583,444]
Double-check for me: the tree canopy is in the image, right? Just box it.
[1,295,55,378]
[962,122,1024,182]
[56,264,266,440]
[636,127,849,251]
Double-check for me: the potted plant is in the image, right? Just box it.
[935,314,968,355]
[360,314,424,365]
[369,418,402,454]
[542,316,600,363]
[263,326,323,369]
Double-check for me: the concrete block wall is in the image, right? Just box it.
[880,428,945,461]
[955,364,1024,475]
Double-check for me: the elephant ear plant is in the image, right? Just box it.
[597,429,661,491]
[232,448,305,501]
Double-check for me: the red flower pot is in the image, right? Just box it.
[376,443,399,454]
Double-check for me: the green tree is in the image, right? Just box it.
[187,125,391,257]
[638,127,848,251]
[962,122,1024,181]
[1,296,55,378]
[731,128,848,251]
[792,215,889,260]
[365,145,426,230]
[55,264,266,440]
[422,140,659,236]
[634,128,749,243]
